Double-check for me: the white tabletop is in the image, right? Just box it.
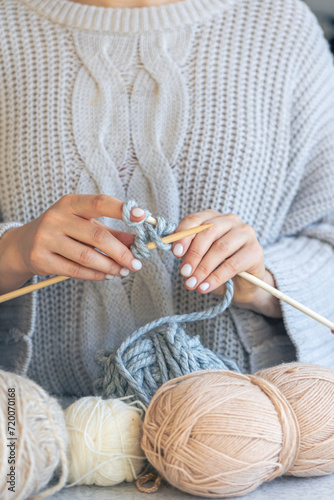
[50,473,334,500]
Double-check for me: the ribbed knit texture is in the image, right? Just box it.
[1,0,334,396]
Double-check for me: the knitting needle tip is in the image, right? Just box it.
[146,215,157,225]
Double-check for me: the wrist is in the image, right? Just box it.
[0,227,34,294]
[233,270,283,318]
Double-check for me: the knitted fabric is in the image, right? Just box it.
[1,0,334,397]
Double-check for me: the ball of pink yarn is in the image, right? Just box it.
[256,362,334,477]
[141,369,300,498]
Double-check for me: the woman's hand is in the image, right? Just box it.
[0,194,145,294]
[172,209,282,318]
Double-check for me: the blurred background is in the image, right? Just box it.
[304,0,334,53]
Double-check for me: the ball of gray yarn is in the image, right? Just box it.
[95,280,239,406]
[0,369,69,500]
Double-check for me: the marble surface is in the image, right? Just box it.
[51,474,334,500]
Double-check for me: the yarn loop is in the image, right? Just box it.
[122,200,177,259]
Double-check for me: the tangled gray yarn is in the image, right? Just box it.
[94,201,240,406]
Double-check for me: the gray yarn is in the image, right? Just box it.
[94,201,239,406]
[122,200,177,259]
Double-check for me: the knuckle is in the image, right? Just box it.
[206,224,218,238]
[41,209,56,225]
[58,194,72,206]
[92,194,108,213]
[203,208,219,216]
[225,258,240,274]
[183,213,203,225]
[107,264,117,275]
[68,263,82,279]
[92,270,104,281]
[79,247,93,265]
[92,227,107,245]
[226,213,240,224]
[42,207,63,227]
[196,262,211,276]
[187,247,203,260]
[244,224,255,238]
[214,238,230,255]
[211,272,222,286]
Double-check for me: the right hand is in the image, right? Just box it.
[1,195,145,289]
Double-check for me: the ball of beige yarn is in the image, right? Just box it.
[256,362,334,477]
[141,369,300,498]
[0,369,69,500]
[64,396,146,486]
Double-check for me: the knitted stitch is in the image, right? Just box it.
[1,0,334,396]
[122,200,177,259]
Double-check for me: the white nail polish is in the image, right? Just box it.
[173,244,183,257]
[106,274,114,280]
[199,282,210,292]
[185,277,197,288]
[132,259,142,271]
[132,207,145,218]
[120,268,130,277]
[180,264,192,277]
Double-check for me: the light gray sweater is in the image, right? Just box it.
[1,0,334,397]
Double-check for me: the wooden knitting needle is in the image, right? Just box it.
[237,271,334,332]
[0,223,213,304]
[146,216,334,332]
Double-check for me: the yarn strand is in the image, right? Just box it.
[122,200,177,259]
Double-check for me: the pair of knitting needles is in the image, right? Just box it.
[1,217,334,333]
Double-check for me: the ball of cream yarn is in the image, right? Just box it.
[256,362,334,477]
[141,369,300,498]
[0,369,69,500]
[64,396,146,486]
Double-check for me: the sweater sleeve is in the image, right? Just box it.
[0,223,37,375]
[231,6,334,373]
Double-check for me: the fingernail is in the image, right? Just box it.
[199,282,210,292]
[180,264,192,277]
[120,268,130,277]
[132,259,142,271]
[132,207,145,218]
[173,244,183,257]
[106,274,114,280]
[185,277,197,288]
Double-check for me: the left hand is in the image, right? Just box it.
[172,209,275,310]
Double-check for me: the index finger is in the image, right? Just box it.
[172,212,215,257]
[68,194,146,223]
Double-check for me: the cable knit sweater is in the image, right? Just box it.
[1,0,334,397]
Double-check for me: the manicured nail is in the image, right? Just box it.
[132,207,145,218]
[185,277,197,288]
[120,268,130,277]
[199,282,210,292]
[106,274,114,280]
[180,264,192,277]
[132,259,142,271]
[173,244,183,257]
